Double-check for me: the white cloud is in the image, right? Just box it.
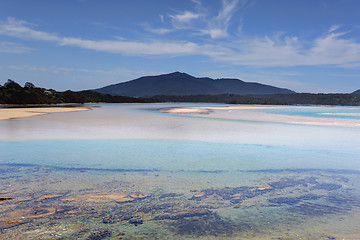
[8,64,47,72]
[213,31,360,67]
[159,15,165,23]
[203,0,243,39]
[0,17,59,41]
[142,24,174,35]
[0,41,34,53]
[0,17,206,56]
[144,0,244,39]
[190,0,202,5]
[329,24,341,33]
[171,11,200,24]
[1,17,360,68]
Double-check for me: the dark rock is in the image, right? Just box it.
[154,209,210,220]
[300,194,321,201]
[169,212,239,237]
[0,197,13,201]
[268,197,300,205]
[269,177,317,189]
[86,230,112,240]
[102,212,133,224]
[159,193,182,199]
[289,202,342,216]
[311,183,342,191]
[128,219,143,226]
[138,203,174,214]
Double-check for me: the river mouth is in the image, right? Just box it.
[1,103,360,239]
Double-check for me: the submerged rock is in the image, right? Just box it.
[38,194,62,200]
[269,194,321,205]
[128,218,143,226]
[154,209,210,220]
[0,206,57,229]
[159,193,182,199]
[311,183,342,191]
[61,192,149,203]
[289,202,343,216]
[86,230,112,240]
[169,211,238,237]
[268,197,300,205]
[269,177,318,189]
[0,197,13,202]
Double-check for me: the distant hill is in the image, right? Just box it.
[94,72,295,97]
[352,89,360,95]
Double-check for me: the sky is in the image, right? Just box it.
[0,0,360,93]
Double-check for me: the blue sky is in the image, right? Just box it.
[0,0,360,93]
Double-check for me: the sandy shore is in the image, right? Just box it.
[0,106,91,120]
[162,106,360,127]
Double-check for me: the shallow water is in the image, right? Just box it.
[258,106,360,120]
[1,103,360,239]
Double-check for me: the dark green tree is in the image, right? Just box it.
[24,82,35,89]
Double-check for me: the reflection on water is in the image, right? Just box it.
[1,103,360,239]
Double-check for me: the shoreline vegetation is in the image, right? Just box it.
[0,79,150,105]
[1,79,360,106]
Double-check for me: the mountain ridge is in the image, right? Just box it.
[352,89,360,95]
[94,72,295,97]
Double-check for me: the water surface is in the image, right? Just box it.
[1,103,360,239]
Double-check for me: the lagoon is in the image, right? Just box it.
[1,103,360,239]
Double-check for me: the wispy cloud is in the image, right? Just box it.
[1,17,360,68]
[92,22,123,31]
[202,0,242,39]
[171,11,201,24]
[0,17,207,56]
[190,0,202,5]
[141,23,174,35]
[0,41,34,53]
[329,24,341,33]
[143,0,244,38]
[213,31,360,67]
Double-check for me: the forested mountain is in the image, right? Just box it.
[94,72,295,97]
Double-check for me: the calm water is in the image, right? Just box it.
[1,103,360,239]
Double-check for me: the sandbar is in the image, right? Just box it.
[163,108,211,114]
[162,106,360,127]
[0,107,91,120]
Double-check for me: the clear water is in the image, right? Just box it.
[1,103,360,239]
[258,106,360,120]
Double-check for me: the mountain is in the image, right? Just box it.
[94,72,295,97]
[352,89,360,95]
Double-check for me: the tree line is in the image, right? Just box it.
[152,93,360,106]
[0,79,149,104]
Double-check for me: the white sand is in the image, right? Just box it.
[0,107,91,120]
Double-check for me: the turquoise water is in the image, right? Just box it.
[1,138,360,172]
[258,106,360,120]
[1,103,360,239]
